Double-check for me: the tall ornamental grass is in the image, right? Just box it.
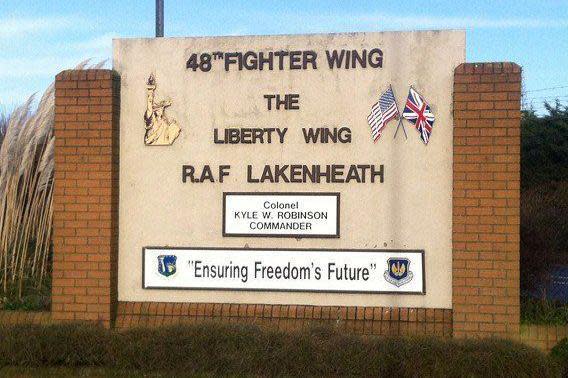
[0,87,54,299]
[0,61,103,301]
[0,112,8,148]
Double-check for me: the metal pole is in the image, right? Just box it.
[156,0,164,37]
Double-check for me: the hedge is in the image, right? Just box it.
[0,322,560,377]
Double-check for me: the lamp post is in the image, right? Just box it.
[156,0,164,37]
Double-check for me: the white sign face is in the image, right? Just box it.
[223,192,339,237]
[115,30,465,308]
[144,248,424,294]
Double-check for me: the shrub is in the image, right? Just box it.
[0,275,51,311]
[550,338,568,377]
[521,181,568,296]
[522,104,568,189]
[520,104,568,298]
[0,322,560,376]
[522,297,568,325]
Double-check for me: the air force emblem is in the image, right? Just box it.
[384,258,413,287]
[157,255,177,277]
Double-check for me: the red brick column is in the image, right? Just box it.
[452,62,521,338]
[52,69,120,327]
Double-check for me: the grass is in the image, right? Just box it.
[0,322,560,377]
[0,367,159,377]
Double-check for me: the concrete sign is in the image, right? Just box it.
[114,30,465,308]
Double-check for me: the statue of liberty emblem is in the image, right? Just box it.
[144,74,181,146]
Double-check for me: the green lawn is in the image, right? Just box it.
[0,367,178,377]
[0,367,220,377]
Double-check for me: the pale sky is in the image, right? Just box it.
[1,0,567,113]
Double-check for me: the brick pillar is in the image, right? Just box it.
[452,62,521,338]
[52,70,120,327]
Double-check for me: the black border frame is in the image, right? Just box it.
[222,192,340,238]
[142,247,426,295]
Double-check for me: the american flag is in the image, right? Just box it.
[367,85,400,142]
[402,87,435,144]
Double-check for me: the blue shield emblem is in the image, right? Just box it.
[384,258,413,287]
[157,255,177,277]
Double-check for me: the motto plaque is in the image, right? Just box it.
[114,31,465,308]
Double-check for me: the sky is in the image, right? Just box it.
[1,0,567,114]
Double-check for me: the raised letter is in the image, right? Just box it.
[182,165,195,183]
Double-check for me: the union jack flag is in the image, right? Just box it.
[402,87,435,144]
[367,85,400,142]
